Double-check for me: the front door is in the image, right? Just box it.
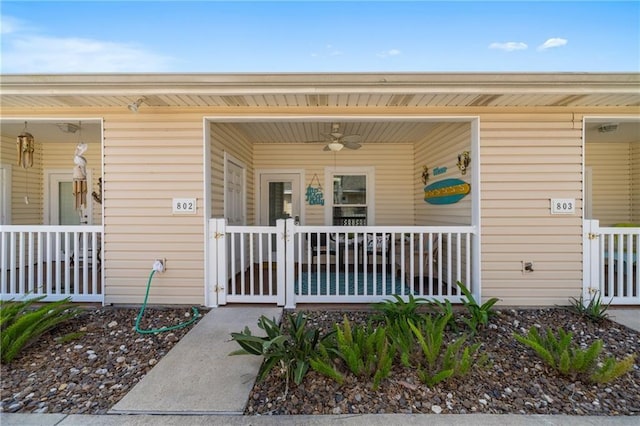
[225,155,246,274]
[259,173,302,257]
[46,171,92,260]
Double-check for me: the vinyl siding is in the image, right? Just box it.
[632,142,640,224]
[253,143,415,226]
[103,114,204,305]
[479,113,583,306]
[1,135,42,224]
[414,122,472,226]
[585,142,634,226]
[210,123,254,223]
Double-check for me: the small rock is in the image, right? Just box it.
[116,356,126,363]
[95,368,107,375]
[431,405,442,414]
[107,321,118,328]
[148,359,157,366]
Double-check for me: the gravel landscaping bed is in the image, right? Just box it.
[245,308,640,416]
[0,306,204,414]
[1,305,638,416]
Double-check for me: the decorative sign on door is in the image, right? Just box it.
[306,174,325,206]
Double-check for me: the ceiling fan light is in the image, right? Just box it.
[328,141,344,151]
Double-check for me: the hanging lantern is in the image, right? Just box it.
[16,122,35,169]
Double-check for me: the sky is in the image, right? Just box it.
[0,1,639,74]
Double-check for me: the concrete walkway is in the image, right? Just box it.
[110,306,283,415]
[608,307,640,332]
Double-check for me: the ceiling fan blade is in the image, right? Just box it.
[343,141,362,150]
[342,134,361,143]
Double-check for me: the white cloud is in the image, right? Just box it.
[376,49,401,58]
[488,42,528,52]
[538,38,568,50]
[1,15,27,34]
[2,34,174,73]
[0,14,173,73]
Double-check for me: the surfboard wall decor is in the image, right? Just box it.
[424,178,470,205]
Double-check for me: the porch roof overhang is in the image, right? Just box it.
[1,72,639,109]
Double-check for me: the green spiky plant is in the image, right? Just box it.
[1,296,80,364]
[514,326,636,383]
[457,281,499,334]
[409,313,485,386]
[568,291,611,322]
[372,294,429,324]
[229,312,335,389]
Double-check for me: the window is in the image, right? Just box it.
[325,167,374,225]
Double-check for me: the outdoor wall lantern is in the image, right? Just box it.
[16,121,35,169]
[127,97,146,113]
[456,151,471,175]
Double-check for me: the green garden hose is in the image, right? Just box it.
[135,269,200,334]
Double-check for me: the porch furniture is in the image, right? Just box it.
[394,234,439,284]
[308,233,336,264]
[365,233,391,267]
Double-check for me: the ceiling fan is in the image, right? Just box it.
[321,123,362,151]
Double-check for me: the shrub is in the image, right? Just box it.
[1,296,80,364]
[514,326,636,383]
[229,312,334,388]
[409,313,485,386]
[457,281,498,334]
[568,291,611,322]
[372,294,429,324]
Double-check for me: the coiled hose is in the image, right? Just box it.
[135,269,200,334]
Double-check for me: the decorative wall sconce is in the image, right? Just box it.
[92,178,103,204]
[421,165,430,185]
[457,151,471,175]
[16,121,35,169]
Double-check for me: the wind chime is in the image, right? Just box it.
[73,124,88,210]
[16,122,35,168]
[17,121,35,204]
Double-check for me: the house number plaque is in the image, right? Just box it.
[173,198,197,214]
[550,198,575,214]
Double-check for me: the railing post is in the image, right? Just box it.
[280,219,295,308]
[215,218,227,306]
[583,219,600,303]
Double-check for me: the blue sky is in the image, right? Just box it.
[1,1,638,73]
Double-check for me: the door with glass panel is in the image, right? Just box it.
[259,173,301,257]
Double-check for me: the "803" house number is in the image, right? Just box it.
[550,198,575,214]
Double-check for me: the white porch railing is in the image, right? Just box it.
[584,220,639,305]
[210,218,476,308]
[0,225,103,302]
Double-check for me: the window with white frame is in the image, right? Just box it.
[326,167,374,225]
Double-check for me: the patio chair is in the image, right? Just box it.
[308,233,336,265]
[365,233,391,268]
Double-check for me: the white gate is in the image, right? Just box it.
[209,218,477,308]
[583,220,639,305]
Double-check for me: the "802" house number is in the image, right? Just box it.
[173,198,197,214]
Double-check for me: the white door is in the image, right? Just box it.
[225,155,246,274]
[46,171,92,260]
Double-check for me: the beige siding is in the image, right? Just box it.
[253,143,415,226]
[585,142,634,225]
[415,122,472,226]
[480,113,583,306]
[1,135,42,224]
[210,123,254,223]
[632,142,640,224]
[103,114,205,305]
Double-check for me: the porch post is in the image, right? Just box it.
[275,219,286,307]
[282,218,296,309]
